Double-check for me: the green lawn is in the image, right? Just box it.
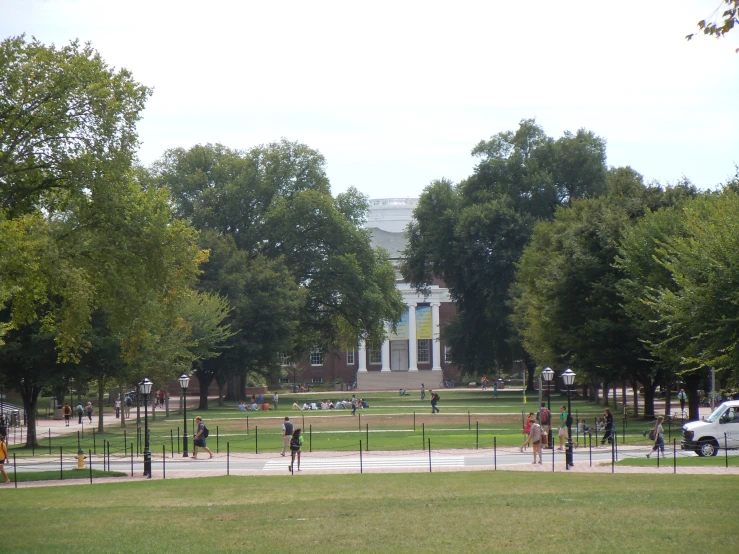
[2,472,736,553]
[17,391,667,458]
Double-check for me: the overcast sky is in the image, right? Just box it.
[2,0,738,198]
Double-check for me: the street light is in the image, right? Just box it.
[139,378,153,478]
[179,374,190,458]
[542,367,554,449]
[562,368,575,470]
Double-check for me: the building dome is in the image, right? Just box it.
[366,198,418,233]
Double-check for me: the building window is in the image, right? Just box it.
[347,350,355,365]
[311,377,323,384]
[369,349,382,365]
[310,350,324,366]
[417,340,430,363]
[445,345,452,363]
[279,378,290,384]
[278,353,290,366]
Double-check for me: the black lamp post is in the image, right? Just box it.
[562,368,575,470]
[140,378,153,477]
[179,374,190,458]
[292,362,297,393]
[542,367,554,449]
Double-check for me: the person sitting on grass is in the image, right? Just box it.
[302,402,310,410]
[251,402,259,411]
[292,402,300,410]
[361,399,368,408]
[310,401,317,410]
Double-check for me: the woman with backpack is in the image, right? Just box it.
[289,428,303,473]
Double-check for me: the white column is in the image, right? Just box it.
[358,340,367,372]
[381,338,391,372]
[408,302,418,371]
[431,302,442,371]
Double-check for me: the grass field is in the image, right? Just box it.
[14,391,669,457]
[2,472,736,553]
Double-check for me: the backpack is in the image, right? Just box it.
[202,425,210,438]
[125,397,132,406]
[648,428,656,440]
[540,408,550,425]
[290,435,301,450]
[77,406,83,416]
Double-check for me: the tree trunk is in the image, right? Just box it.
[664,384,672,417]
[592,380,601,405]
[19,383,42,449]
[643,380,656,418]
[97,376,106,433]
[198,372,213,410]
[603,382,610,407]
[612,386,617,411]
[165,390,170,418]
[526,364,535,392]
[631,381,639,417]
[215,377,226,407]
[685,372,701,421]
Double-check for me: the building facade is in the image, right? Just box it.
[284,198,459,391]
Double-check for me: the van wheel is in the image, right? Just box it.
[697,439,719,457]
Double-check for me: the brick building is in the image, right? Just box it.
[286,198,459,391]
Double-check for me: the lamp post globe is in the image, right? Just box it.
[179,374,190,458]
[561,369,575,469]
[139,378,153,477]
[542,367,554,448]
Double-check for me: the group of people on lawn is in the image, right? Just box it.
[292,395,368,414]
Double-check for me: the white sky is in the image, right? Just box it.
[2,0,738,198]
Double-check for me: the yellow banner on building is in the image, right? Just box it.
[388,308,409,340]
[416,305,432,339]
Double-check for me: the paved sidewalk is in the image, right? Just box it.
[6,446,738,488]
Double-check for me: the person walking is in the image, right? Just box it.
[272,392,279,411]
[521,419,543,464]
[114,397,121,419]
[76,402,84,425]
[124,394,132,418]
[519,412,534,452]
[281,417,294,457]
[557,405,568,450]
[192,416,214,459]
[646,417,665,458]
[62,403,72,427]
[600,407,614,446]
[86,401,93,423]
[677,389,687,414]
[430,391,440,414]
[537,401,551,449]
[288,428,303,472]
[0,434,10,484]
[420,383,426,401]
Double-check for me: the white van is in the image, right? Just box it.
[681,400,739,456]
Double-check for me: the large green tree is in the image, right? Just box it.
[514,168,699,415]
[403,120,608,375]
[0,38,204,446]
[152,141,405,404]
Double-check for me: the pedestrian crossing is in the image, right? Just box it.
[263,455,466,470]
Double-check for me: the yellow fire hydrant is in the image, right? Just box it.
[77,448,85,470]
